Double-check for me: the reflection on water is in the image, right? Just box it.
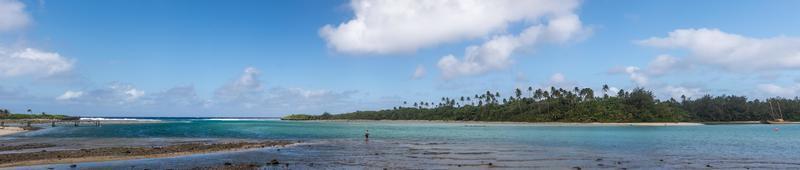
[4,120,800,169]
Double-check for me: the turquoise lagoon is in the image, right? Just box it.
[4,119,800,169]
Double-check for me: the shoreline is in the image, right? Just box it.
[0,140,294,168]
[297,119,711,126]
[291,119,799,126]
[0,127,27,136]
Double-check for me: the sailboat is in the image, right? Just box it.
[762,100,787,124]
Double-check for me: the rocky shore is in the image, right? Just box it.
[0,141,294,167]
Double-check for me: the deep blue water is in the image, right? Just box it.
[6,119,800,169]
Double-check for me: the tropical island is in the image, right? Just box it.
[285,85,795,123]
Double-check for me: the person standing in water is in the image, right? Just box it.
[364,129,370,141]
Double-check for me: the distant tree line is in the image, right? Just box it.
[0,108,70,120]
[285,85,797,122]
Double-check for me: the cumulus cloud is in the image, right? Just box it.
[623,66,648,86]
[646,54,682,76]
[663,85,702,99]
[614,54,682,87]
[412,65,425,79]
[0,0,30,32]
[53,83,146,107]
[757,84,800,97]
[209,67,370,114]
[214,67,265,107]
[437,9,588,79]
[149,86,206,106]
[321,0,583,54]
[545,73,578,88]
[0,48,75,78]
[638,28,800,72]
[56,90,83,101]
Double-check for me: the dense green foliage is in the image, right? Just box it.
[288,86,797,122]
[0,109,70,120]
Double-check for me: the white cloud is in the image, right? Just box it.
[149,86,206,106]
[646,54,681,76]
[638,28,800,72]
[56,90,83,100]
[663,85,702,99]
[545,73,577,88]
[0,0,30,32]
[412,65,425,79]
[757,84,799,97]
[438,13,588,78]
[57,83,146,105]
[321,0,583,54]
[623,66,647,86]
[214,67,265,107]
[0,48,75,78]
[549,73,566,84]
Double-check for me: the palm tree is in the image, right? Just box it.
[602,84,610,98]
[514,88,523,113]
[528,86,533,99]
[27,108,32,114]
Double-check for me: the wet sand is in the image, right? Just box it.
[0,127,27,136]
[0,140,293,167]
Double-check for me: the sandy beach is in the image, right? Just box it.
[0,127,26,136]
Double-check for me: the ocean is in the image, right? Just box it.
[4,118,800,169]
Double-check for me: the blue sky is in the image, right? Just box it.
[2,0,800,117]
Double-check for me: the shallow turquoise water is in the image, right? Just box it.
[7,120,800,169]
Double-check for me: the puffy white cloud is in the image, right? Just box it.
[646,54,681,76]
[0,0,30,32]
[545,73,577,88]
[321,0,583,54]
[438,13,588,78]
[757,84,800,97]
[412,65,425,79]
[214,67,265,107]
[56,83,146,105]
[56,90,83,101]
[663,85,702,99]
[0,48,75,78]
[623,66,648,86]
[549,73,566,84]
[638,28,800,71]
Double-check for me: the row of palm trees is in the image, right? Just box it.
[399,85,620,110]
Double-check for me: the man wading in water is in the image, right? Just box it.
[364,129,370,141]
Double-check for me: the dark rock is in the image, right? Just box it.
[69,164,77,168]
[706,164,712,167]
[269,159,280,165]
[598,164,604,166]
[659,159,664,162]
[224,162,232,166]
[572,166,581,170]
[617,161,622,164]
[595,158,602,161]
[488,162,493,166]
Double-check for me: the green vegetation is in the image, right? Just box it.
[286,85,797,122]
[0,109,71,120]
